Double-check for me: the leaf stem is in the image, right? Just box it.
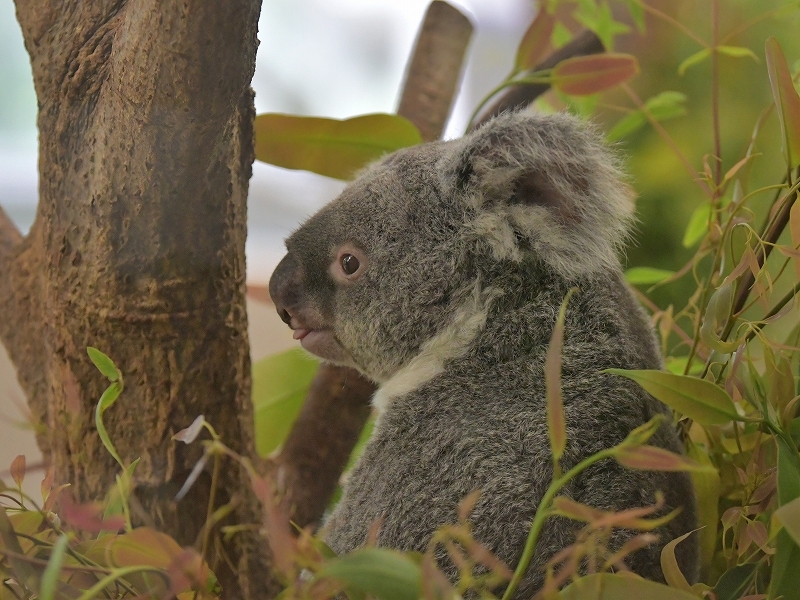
[500,448,616,600]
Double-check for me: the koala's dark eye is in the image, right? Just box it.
[341,253,360,275]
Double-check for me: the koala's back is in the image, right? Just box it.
[324,266,698,596]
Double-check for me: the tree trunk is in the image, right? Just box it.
[1,0,270,597]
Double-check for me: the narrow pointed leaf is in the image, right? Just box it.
[717,46,759,61]
[87,347,120,382]
[660,531,694,593]
[682,202,712,247]
[552,54,639,96]
[40,534,69,600]
[766,38,800,167]
[769,436,800,600]
[316,548,421,600]
[546,289,576,463]
[515,9,555,70]
[604,369,739,425]
[255,113,422,180]
[687,440,720,569]
[624,267,675,285]
[616,445,711,472]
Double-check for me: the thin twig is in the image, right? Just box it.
[472,29,604,130]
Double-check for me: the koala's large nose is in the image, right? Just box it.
[269,253,302,327]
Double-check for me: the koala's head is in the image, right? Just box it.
[269,111,634,384]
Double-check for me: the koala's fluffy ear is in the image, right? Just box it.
[441,111,635,279]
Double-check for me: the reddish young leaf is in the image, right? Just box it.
[59,493,125,533]
[766,38,800,167]
[9,454,25,488]
[515,9,556,71]
[552,53,639,96]
[616,445,710,473]
[173,415,205,444]
[546,289,576,463]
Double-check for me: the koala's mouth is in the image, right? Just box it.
[293,328,350,363]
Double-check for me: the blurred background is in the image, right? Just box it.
[1,0,799,491]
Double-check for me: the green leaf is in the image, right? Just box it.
[515,9,555,71]
[253,350,320,456]
[766,38,800,168]
[546,289,576,464]
[619,0,645,31]
[551,22,573,49]
[254,113,422,180]
[604,369,740,425]
[660,531,694,592]
[552,53,639,96]
[682,202,712,247]
[607,111,647,141]
[775,495,800,548]
[716,45,759,61]
[572,1,630,51]
[607,91,687,141]
[678,48,711,75]
[87,347,120,382]
[40,534,69,600]
[316,548,421,600]
[686,439,720,570]
[768,435,800,600]
[714,563,758,600]
[624,267,675,285]
[95,382,124,468]
[558,572,698,599]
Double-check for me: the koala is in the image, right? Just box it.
[268,111,699,596]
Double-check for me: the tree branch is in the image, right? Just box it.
[472,29,604,130]
[397,0,473,142]
[274,1,473,530]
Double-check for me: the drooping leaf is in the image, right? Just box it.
[558,572,698,599]
[790,200,800,281]
[316,548,421,600]
[678,48,711,75]
[254,113,422,180]
[716,45,759,61]
[604,369,740,425]
[682,202,712,247]
[624,267,675,286]
[700,283,740,353]
[87,347,121,382]
[253,350,320,456]
[515,9,555,71]
[660,531,695,593]
[552,54,639,96]
[546,289,576,464]
[766,37,800,167]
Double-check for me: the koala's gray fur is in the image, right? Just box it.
[269,111,699,596]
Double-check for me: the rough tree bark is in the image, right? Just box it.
[2,1,269,597]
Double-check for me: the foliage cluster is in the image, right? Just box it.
[2,0,800,599]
